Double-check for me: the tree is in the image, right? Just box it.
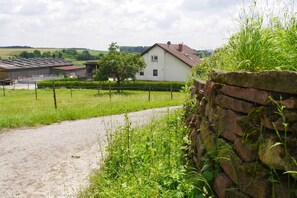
[95,42,146,93]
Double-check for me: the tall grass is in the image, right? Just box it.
[81,109,212,198]
[0,89,186,130]
[191,0,297,79]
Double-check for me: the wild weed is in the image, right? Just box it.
[82,110,213,197]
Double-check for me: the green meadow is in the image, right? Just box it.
[0,88,186,131]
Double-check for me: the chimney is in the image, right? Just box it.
[178,43,183,51]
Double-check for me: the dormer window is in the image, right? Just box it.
[151,55,158,62]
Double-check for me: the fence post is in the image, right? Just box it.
[35,82,38,100]
[27,81,29,90]
[70,85,73,99]
[97,84,100,97]
[2,82,5,96]
[52,81,57,109]
[13,82,15,90]
[109,81,111,101]
[170,85,173,100]
[148,86,151,102]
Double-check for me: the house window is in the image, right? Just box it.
[153,69,158,76]
[139,71,144,76]
[151,55,158,62]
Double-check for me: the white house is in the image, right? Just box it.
[136,42,202,82]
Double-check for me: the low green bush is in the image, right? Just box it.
[37,80,185,92]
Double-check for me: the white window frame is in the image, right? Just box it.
[151,55,158,62]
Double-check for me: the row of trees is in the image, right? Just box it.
[17,49,104,60]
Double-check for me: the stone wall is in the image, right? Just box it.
[186,70,297,198]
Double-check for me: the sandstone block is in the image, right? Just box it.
[194,79,206,92]
[220,84,270,104]
[234,138,257,162]
[261,111,297,133]
[213,173,233,198]
[237,162,271,198]
[204,81,221,102]
[215,94,254,114]
[209,69,297,95]
[280,97,297,109]
[226,190,250,198]
[218,142,242,184]
[214,107,245,141]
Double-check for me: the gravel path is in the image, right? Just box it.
[0,107,179,198]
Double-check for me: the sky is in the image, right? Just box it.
[0,0,296,50]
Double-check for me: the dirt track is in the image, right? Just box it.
[0,107,178,198]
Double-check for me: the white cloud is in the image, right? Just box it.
[0,0,295,50]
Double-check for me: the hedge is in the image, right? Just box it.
[37,79,185,92]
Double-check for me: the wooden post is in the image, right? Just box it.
[35,82,38,100]
[52,81,57,109]
[27,81,29,90]
[70,85,73,99]
[13,82,15,90]
[109,81,111,101]
[97,84,100,96]
[170,85,173,100]
[2,82,5,96]
[148,86,151,102]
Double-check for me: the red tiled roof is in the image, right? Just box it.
[142,43,202,68]
[53,66,86,71]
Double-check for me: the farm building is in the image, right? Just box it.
[0,58,86,80]
[136,42,202,82]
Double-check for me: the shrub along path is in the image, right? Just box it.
[0,106,179,197]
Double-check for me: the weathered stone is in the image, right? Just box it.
[204,81,221,102]
[215,94,255,114]
[199,98,207,117]
[259,135,297,179]
[194,133,206,169]
[258,135,287,170]
[205,103,218,123]
[273,182,296,198]
[220,84,271,104]
[218,142,242,184]
[279,97,297,109]
[234,138,257,162]
[226,190,250,198]
[189,114,197,128]
[214,107,245,141]
[261,111,297,132]
[194,79,206,92]
[213,173,233,198]
[200,119,217,154]
[238,162,271,198]
[209,69,297,95]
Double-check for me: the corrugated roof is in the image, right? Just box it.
[0,58,73,70]
[53,66,86,71]
[142,43,202,68]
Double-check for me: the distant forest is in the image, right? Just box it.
[120,46,212,58]
[16,49,104,61]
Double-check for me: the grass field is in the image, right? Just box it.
[0,88,186,131]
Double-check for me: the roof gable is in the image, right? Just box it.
[142,43,202,67]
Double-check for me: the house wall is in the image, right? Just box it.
[136,46,191,82]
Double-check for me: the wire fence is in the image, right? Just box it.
[1,81,183,110]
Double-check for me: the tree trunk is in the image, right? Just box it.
[116,79,121,93]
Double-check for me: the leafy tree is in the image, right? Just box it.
[95,42,146,93]
[33,50,42,58]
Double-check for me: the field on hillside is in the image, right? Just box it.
[0,48,106,59]
[0,88,186,130]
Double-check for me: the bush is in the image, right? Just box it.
[37,80,185,92]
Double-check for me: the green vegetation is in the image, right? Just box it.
[96,42,146,93]
[0,89,186,131]
[37,79,185,92]
[191,0,297,80]
[81,110,212,198]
